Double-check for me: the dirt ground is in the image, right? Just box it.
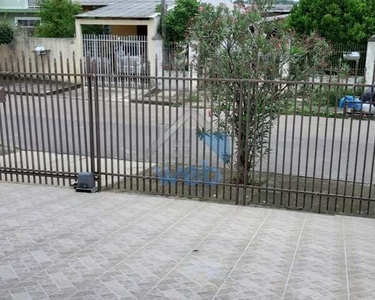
[107,165,375,218]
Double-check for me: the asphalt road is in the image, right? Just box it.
[1,92,375,184]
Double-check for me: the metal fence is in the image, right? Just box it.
[330,44,367,75]
[163,42,189,71]
[83,34,149,88]
[1,54,375,218]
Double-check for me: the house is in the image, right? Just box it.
[74,0,294,85]
[75,0,174,85]
[74,0,232,81]
[0,0,40,36]
[267,4,293,20]
[75,0,172,37]
[0,0,113,36]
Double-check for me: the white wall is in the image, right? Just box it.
[365,35,375,85]
[0,37,77,81]
[0,0,27,9]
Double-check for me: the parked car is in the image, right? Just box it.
[360,87,375,105]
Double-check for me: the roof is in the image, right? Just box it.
[77,0,116,5]
[76,0,235,19]
[269,4,294,13]
[76,0,290,20]
[204,0,233,9]
[76,0,173,19]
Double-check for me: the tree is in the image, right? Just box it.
[158,0,199,43]
[190,0,331,194]
[288,0,375,45]
[0,22,14,45]
[35,0,82,38]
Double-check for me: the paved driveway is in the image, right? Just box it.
[0,182,374,300]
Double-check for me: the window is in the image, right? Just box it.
[15,18,40,28]
[28,0,40,8]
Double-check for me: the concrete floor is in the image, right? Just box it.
[0,182,374,300]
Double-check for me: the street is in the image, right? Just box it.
[1,89,375,186]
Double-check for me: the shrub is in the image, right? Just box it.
[35,0,82,38]
[158,0,199,43]
[288,0,375,45]
[190,1,332,189]
[0,22,14,45]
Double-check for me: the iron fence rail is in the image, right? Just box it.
[330,43,367,75]
[163,42,189,71]
[0,54,374,218]
[83,34,149,88]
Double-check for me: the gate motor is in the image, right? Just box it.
[75,172,98,193]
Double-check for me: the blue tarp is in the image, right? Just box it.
[339,96,362,111]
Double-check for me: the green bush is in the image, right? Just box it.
[0,22,14,45]
[35,0,82,38]
[190,1,331,187]
[300,86,356,108]
[288,0,375,45]
[158,0,199,43]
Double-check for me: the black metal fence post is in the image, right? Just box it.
[86,57,96,180]
[93,62,102,191]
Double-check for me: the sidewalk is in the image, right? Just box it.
[0,182,374,299]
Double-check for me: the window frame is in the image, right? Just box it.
[15,17,41,28]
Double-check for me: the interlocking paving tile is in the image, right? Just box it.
[1,182,375,299]
[281,214,348,300]
[77,204,235,299]
[142,207,270,300]
[214,210,307,300]
[344,217,375,300]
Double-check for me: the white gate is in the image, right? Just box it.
[83,34,148,88]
